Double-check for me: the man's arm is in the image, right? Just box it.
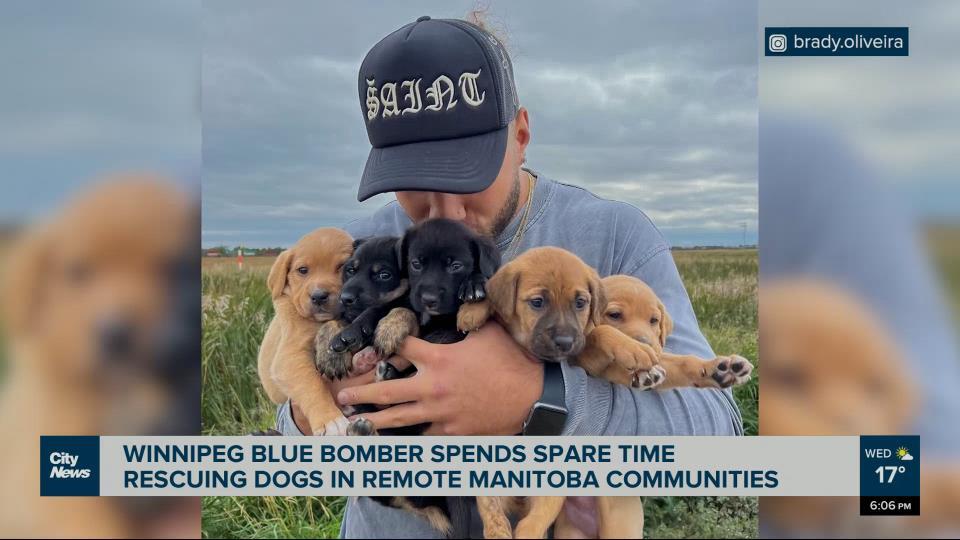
[560,247,744,436]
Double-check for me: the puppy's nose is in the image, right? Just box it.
[420,292,439,310]
[552,334,576,353]
[340,290,356,306]
[99,318,134,358]
[310,289,330,306]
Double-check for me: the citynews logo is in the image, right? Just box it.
[48,451,92,479]
[765,27,908,56]
[40,436,100,496]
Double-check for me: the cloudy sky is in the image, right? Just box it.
[0,1,198,223]
[761,0,960,221]
[202,1,758,248]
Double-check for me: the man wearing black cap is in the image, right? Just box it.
[275,16,743,537]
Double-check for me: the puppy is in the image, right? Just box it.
[313,235,409,381]
[457,247,660,540]
[549,275,753,539]
[599,275,752,390]
[366,218,500,386]
[1,177,199,537]
[257,228,354,436]
[346,219,500,537]
[760,279,960,536]
[457,247,658,380]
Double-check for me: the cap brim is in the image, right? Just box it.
[357,126,508,202]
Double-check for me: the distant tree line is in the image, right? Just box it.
[203,246,284,257]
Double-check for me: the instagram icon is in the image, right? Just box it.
[769,33,788,53]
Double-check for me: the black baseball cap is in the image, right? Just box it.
[356,16,520,202]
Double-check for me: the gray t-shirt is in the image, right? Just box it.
[342,171,744,438]
[277,170,744,538]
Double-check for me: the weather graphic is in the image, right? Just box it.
[896,447,914,461]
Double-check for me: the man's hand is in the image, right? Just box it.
[335,322,544,435]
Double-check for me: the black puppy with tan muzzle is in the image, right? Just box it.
[340,219,500,537]
[314,235,409,380]
[348,218,501,433]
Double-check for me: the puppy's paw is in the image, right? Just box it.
[352,346,381,375]
[458,273,488,303]
[633,364,666,390]
[609,338,659,374]
[346,417,376,436]
[374,307,418,357]
[313,415,350,436]
[708,355,753,388]
[330,322,371,354]
[457,300,492,333]
[315,321,353,379]
[375,360,403,382]
[315,344,354,380]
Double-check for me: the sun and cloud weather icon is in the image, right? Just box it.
[896,447,914,461]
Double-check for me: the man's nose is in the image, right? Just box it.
[310,289,330,306]
[427,193,467,221]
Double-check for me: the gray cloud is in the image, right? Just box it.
[0,1,199,221]
[203,0,758,247]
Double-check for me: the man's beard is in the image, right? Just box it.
[489,170,521,239]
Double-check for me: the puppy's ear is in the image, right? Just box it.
[587,270,607,328]
[2,229,50,337]
[657,300,674,349]
[470,235,501,278]
[486,261,520,319]
[267,249,293,299]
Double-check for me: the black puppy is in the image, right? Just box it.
[346,219,500,535]
[347,218,500,434]
[314,235,408,380]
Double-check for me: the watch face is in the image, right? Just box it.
[524,405,568,436]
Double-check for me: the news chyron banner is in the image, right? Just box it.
[41,436,919,516]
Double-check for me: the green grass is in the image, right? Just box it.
[201,249,758,538]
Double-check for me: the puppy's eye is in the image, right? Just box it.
[528,297,545,310]
[344,266,356,276]
[574,297,588,310]
[606,311,622,321]
[650,317,659,325]
[448,261,463,272]
[410,259,422,271]
[377,270,393,281]
[297,266,308,275]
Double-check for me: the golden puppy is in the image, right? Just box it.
[458,247,659,539]
[257,228,354,435]
[600,275,752,390]
[760,279,960,536]
[550,275,753,539]
[1,177,199,537]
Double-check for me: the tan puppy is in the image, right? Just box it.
[257,228,353,435]
[550,275,753,539]
[599,275,752,390]
[458,247,660,539]
[760,279,960,536]
[1,177,199,537]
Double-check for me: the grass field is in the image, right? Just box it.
[200,249,759,539]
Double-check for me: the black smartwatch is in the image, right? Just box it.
[522,362,568,435]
